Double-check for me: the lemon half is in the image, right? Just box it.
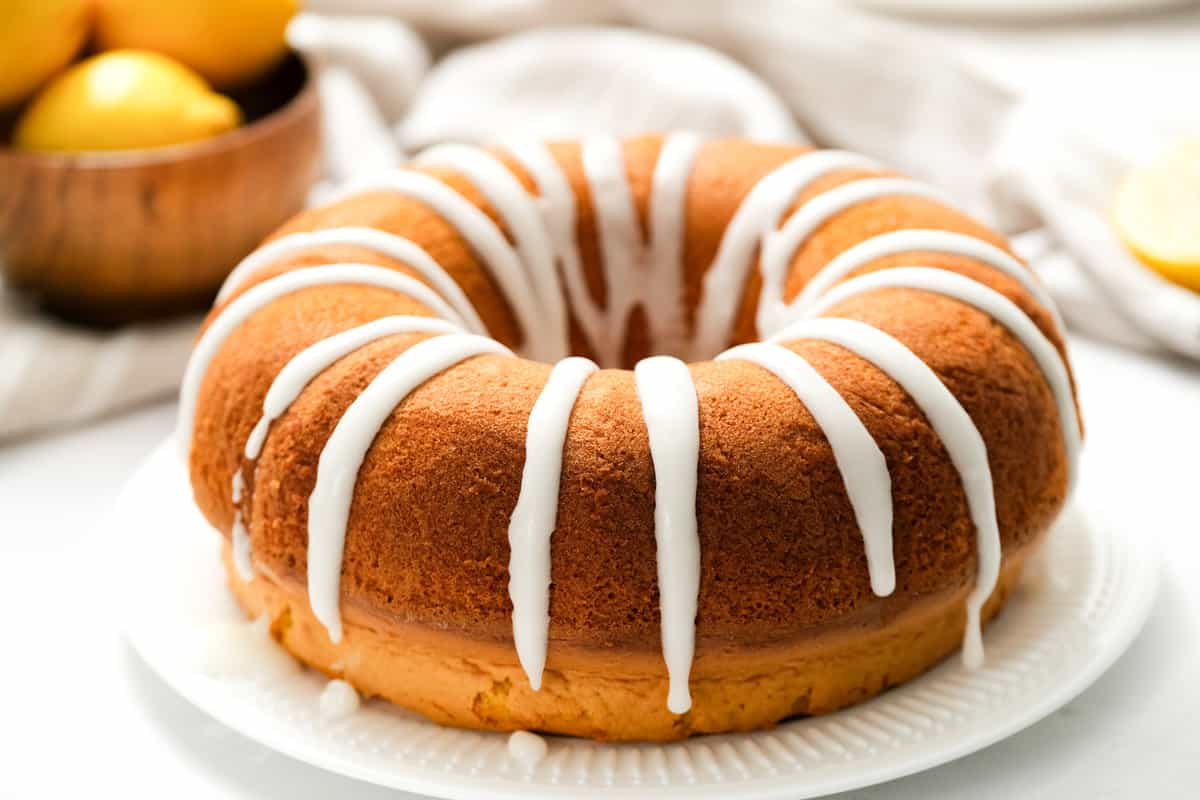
[1113,138,1200,293]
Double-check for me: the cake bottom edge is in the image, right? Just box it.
[221,545,1031,742]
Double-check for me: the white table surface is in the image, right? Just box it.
[2,334,1197,799]
[4,6,1200,798]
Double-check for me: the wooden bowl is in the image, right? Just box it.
[0,53,321,323]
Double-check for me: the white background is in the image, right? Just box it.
[3,5,1200,797]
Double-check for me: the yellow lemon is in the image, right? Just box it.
[14,50,243,152]
[1113,138,1200,293]
[94,0,297,88]
[0,0,91,110]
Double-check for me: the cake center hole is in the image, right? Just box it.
[572,303,727,369]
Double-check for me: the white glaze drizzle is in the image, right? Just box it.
[319,678,361,720]
[645,133,706,355]
[242,316,460,463]
[769,317,999,669]
[177,263,464,462]
[755,179,948,335]
[327,171,558,361]
[503,134,702,366]
[690,150,879,359]
[792,229,1063,332]
[215,227,486,337]
[582,136,650,364]
[414,144,569,358]
[507,730,548,769]
[633,356,701,714]
[807,266,1080,491]
[507,356,598,691]
[308,334,514,642]
[229,315,461,580]
[501,139,594,345]
[716,343,895,596]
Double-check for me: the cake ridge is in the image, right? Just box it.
[308,332,514,643]
[690,149,879,359]
[716,342,895,597]
[755,177,948,335]
[769,316,1001,669]
[178,262,464,464]
[793,228,1062,329]
[231,315,462,580]
[217,227,488,334]
[327,170,559,362]
[804,265,1080,496]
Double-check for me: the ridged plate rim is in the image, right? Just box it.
[121,437,1158,799]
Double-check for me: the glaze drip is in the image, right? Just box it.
[232,315,460,580]
[507,356,598,690]
[770,316,1000,668]
[634,355,702,714]
[717,342,895,596]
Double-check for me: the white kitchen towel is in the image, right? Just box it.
[0,294,199,441]
[2,2,1197,441]
[398,26,805,149]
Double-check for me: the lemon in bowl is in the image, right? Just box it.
[0,0,91,110]
[94,0,297,88]
[14,50,242,152]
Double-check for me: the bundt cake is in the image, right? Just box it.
[179,133,1080,742]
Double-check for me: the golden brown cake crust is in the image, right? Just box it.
[226,539,1033,741]
[186,135,1076,740]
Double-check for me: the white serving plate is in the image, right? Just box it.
[122,437,1157,799]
